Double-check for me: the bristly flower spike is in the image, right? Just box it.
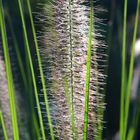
[37,0,107,139]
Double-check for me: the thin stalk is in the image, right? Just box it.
[17,0,46,139]
[25,46,41,140]
[0,1,19,140]
[127,102,140,140]
[123,0,140,139]
[0,110,8,140]
[8,15,40,139]
[120,0,127,139]
[26,0,54,139]
[63,78,77,140]
[83,1,93,139]
[68,0,74,131]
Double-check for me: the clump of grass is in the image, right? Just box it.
[26,0,54,139]
[17,0,46,139]
[2,0,140,139]
[120,0,140,140]
[0,0,19,139]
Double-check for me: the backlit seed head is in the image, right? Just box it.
[37,0,107,139]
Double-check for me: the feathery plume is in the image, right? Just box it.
[37,0,107,139]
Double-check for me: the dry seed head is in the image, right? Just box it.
[37,0,107,139]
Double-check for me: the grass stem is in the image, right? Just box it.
[120,0,127,139]
[17,0,46,139]
[0,1,20,139]
[123,0,140,139]
[83,1,93,139]
[26,0,54,139]
[0,110,8,140]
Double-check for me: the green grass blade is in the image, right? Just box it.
[123,0,140,139]
[26,0,54,139]
[83,1,93,139]
[127,103,140,140]
[0,1,19,140]
[0,110,8,140]
[120,0,127,139]
[17,0,46,139]
[25,46,41,140]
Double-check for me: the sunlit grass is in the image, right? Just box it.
[120,0,127,139]
[123,0,140,139]
[26,0,54,139]
[17,0,46,139]
[83,1,94,139]
[120,0,140,140]
[0,1,19,139]
[0,0,139,139]
[0,110,8,140]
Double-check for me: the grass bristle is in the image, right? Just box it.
[36,0,107,139]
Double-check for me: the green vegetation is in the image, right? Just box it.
[83,1,94,139]
[0,1,19,139]
[0,0,140,139]
[0,110,8,140]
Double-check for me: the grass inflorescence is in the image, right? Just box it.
[0,0,139,139]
